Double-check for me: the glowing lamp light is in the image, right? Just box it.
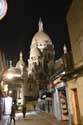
[9,90,12,94]
[4,84,8,92]
[6,73,21,80]
[0,0,8,20]
[7,73,14,80]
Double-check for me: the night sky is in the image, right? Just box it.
[0,0,72,65]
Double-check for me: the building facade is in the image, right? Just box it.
[2,19,55,107]
[0,49,7,119]
[66,0,83,124]
[50,1,83,123]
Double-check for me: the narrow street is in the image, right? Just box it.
[14,111,69,125]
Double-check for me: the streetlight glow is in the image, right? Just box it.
[6,73,21,80]
[0,0,8,20]
[7,73,13,79]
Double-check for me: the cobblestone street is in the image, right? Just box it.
[13,111,69,125]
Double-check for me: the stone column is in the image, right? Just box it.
[21,84,24,105]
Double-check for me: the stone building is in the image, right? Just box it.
[0,49,7,119]
[49,1,83,124]
[0,49,7,78]
[2,18,55,106]
[48,45,70,121]
[65,0,83,124]
[0,49,7,93]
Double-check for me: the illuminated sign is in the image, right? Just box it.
[0,0,8,20]
[53,76,62,85]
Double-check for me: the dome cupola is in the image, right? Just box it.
[31,18,54,52]
[16,51,25,69]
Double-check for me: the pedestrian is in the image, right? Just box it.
[22,103,26,118]
[33,103,36,111]
[1,91,13,125]
[10,104,16,125]
[33,101,36,111]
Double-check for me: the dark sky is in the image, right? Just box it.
[0,0,72,65]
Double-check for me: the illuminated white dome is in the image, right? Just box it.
[32,31,52,45]
[31,18,54,51]
[30,46,42,59]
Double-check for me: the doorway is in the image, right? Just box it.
[58,87,69,120]
[72,89,81,124]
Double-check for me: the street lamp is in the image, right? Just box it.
[0,0,8,20]
[1,67,22,96]
[6,72,21,80]
[3,68,22,81]
[6,73,14,80]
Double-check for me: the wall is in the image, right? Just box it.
[67,0,83,67]
[67,1,83,124]
[67,76,83,124]
[76,76,83,124]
